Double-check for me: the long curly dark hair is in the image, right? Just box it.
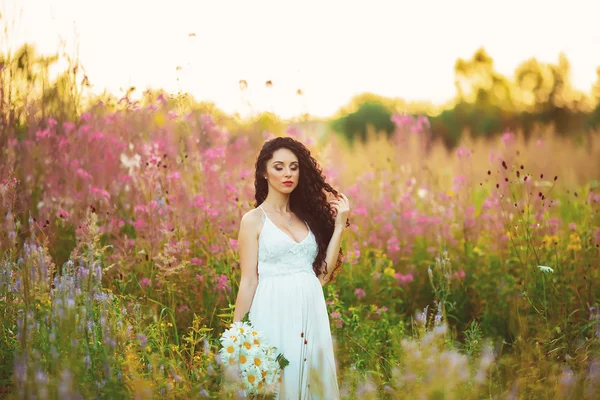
[253,137,349,283]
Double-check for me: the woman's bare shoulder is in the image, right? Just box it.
[240,208,263,238]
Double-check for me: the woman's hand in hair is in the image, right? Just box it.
[330,193,350,228]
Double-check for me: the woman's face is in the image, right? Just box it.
[264,148,300,193]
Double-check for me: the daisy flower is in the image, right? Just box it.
[219,336,240,365]
[241,364,262,393]
[237,346,253,369]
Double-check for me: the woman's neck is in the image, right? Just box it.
[261,196,291,213]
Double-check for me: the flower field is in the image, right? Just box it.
[1,94,599,399]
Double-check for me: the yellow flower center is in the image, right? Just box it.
[239,355,247,364]
[248,374,255,383]
[227,346,235,353]
[254,358,261,366]
[244,342,251,350]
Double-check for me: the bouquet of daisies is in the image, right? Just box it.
[219,313,289,396]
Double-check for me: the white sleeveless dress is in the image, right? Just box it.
[248,205,340,399]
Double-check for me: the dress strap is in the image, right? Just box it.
[258,205,267,216]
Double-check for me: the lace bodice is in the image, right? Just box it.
[257,205,318,278]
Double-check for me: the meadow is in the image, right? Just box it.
[1,93,599,399]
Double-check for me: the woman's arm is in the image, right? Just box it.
[319,193,351,286]
[318,224,346,286]
[232,212,260,322]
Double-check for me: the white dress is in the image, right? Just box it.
[248,205,340,399]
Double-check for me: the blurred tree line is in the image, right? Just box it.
[0,44,90,147]
[0,44,281,144]
[331,48,600,148]
[2,44,600,151]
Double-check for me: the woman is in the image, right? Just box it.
[232,136,350,399]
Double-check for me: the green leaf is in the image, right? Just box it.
[241,311,251,323]
[276,353,290,370]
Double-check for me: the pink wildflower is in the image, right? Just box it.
[376,306,388,315]
[76,168,92,180]
[35,129,51,140]
[178,305,189,313]
[352,207,368,216]
[391,113,414,127]
[286,126,300,138]
[387,236,400,253]
[91,187,111,200]
[417,115,430,129]
[132,219,146,229]
[57,210,70,219]
[456,146,471,159]
[502,132,515,145]
[139,277,151,289]
[453,269,466,279]
[167,171,181,181]
[394,273,414,285]
[192,195,206,208]
[330,311,343,328]
[91,131,104,141]
[216,275,230,292]
[203,147,225,160]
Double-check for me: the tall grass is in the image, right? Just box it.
[0,88,599,398]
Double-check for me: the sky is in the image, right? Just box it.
[2,0,600,119]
